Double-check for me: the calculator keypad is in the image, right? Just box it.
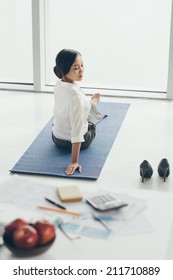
[87,193,127,211]
[90,194,117,205]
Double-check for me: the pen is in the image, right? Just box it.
[45,197,66,210]
[38,205,80,216]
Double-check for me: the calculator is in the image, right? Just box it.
[86,193,128,211]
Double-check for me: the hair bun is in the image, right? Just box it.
[53,66,62,79]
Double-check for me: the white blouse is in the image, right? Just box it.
[52,80,91,143]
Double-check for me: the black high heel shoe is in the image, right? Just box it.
[158,158,170,182]
[140,160,153,182]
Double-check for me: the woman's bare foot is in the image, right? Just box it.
[91,93,101,105]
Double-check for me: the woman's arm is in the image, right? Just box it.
[65,142,82,175]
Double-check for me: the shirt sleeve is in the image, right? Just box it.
[69,95,85,143]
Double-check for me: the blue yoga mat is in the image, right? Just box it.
[10,102,130,180]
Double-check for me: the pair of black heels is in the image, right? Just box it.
[140,158,170,183]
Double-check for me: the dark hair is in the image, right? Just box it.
[53,49,81,79]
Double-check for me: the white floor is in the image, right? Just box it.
[1,90,173,191]
[1,89,173,260]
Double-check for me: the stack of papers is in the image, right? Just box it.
[54,192,152,239]
[0,177,153,239]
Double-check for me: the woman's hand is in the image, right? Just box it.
[65,142,82,175]
[91,93,100,104]
[65,162,82,175]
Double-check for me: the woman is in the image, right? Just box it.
[52,49,102,175]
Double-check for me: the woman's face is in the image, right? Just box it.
[65,54,84,83]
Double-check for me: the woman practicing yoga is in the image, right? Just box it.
[52,49,105,175]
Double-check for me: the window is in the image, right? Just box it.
[45,0,171,93]
[0,0,33,84]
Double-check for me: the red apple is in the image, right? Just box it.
[5,218,28,238]
[13,225,39,249]
[33,220,56,245]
